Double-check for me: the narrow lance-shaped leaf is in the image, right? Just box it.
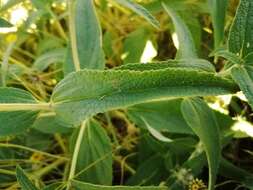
[0,87,39,136]
[231,65,253,108]
[228,0,253,57]
[162,2,197,59]
[115,0,160,29]
[66,0,105,73]
[16,166,39,190]
[70,120,113,185]
[51,66,237,126]
[71,180,168,190]
[181,98,221,190]
[208,0,228,48]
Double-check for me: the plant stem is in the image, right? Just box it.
[0,103,52,111]
[1,42,15,87]
[0,143,69,161]
[66,120,87,190]
[67,0,80,71]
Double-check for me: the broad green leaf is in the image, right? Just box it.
[0,88,39,136]
[16,166,38,190]
[127,99,193,134]
[116,59,215,72]
[208,0,228,48]
[67,0,105,72]
[71,180,168,190]
[123,28,150,64]
[32,114,73,134]
[162,2,197,58]
[115,0,160,29]
[0,18,13,27]
[52,67,237,126]
[231,66,253,108]
[32,48,65,71]
[71,120,112,185]
[181,98,221,190]
[228,0,253,57]
[219,157,253,188]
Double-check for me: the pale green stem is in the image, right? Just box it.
[66,120,87,190]
[0,103,52,111]
[67,0,80,71]
[0,143,69,161]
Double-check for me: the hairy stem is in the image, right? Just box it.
[0,103,52,111]
[67,0,80,71]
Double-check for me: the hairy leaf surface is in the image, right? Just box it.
[51,68,237,126]
[228,0,253,57]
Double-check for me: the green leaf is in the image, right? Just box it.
[115,0,160,29]
[228,0,253,57]
[208,0,228,48]
[51,67,237,126]
[126,154,166,185]
[16,166,38,190]
[127,99,193,134]
[71,180,168,190]
[231,65,253,108]
[162,2,197,58]
[0,88,39,136]
[212,49,242,65]
[32,114,73,134]
[67,0,105,72]
[71,120,112,185]
[32,48,66,71]
[116,59,215,72]
[143,118,173,143]
[122,28,150,63]
[219,157,253,188]
[0,18,13,27]
[181,98,221,190]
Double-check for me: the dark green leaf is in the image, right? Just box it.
[16,166,38,190]
[208,0,228,48]
[181,98,221,190]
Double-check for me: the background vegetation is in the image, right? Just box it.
[0,0,253,190]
